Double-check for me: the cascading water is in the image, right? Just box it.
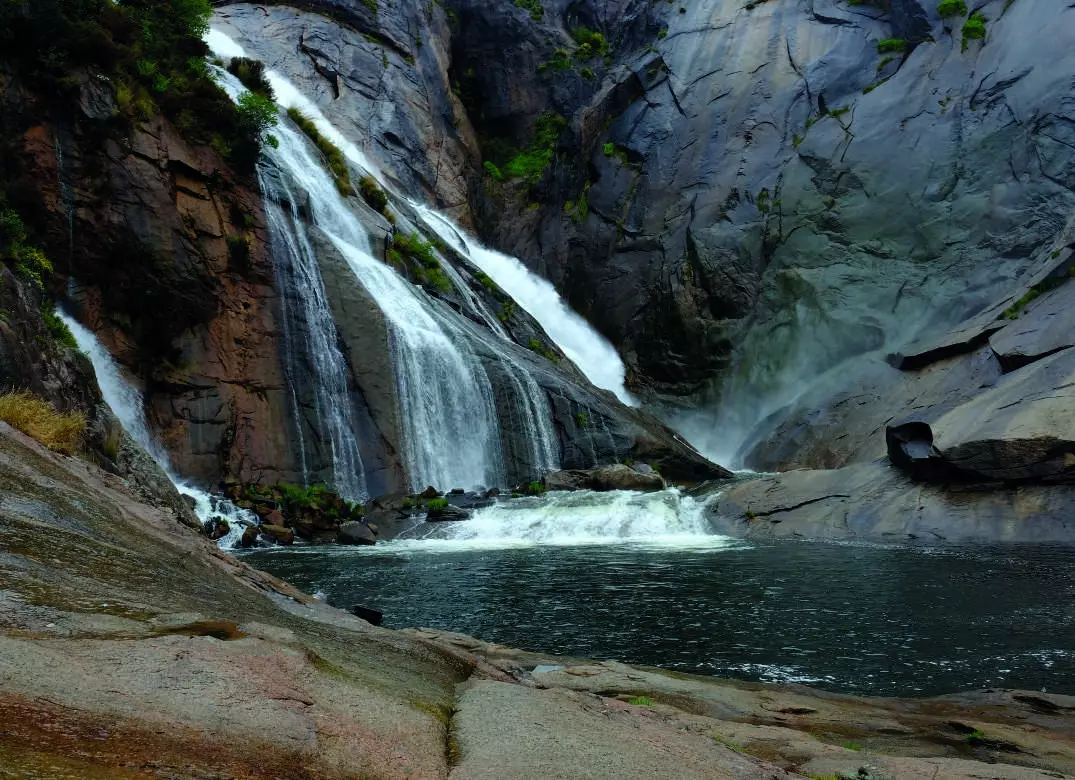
[259,160,368,500]
[415,207,636,407]
[392,489,727,550]
[58,311,254,548]
[208,41,508,490]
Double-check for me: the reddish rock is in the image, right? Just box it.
[259,525,294,545]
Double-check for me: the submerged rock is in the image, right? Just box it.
[337,521,377,546]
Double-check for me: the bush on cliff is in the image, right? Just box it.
[287,108,354,196]
[0,391,86,454]
[937,0,967,17]
[0,0,263,170]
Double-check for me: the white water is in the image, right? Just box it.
[390,489,731,551]
[208,45,508,491]
[415,207,636,406]
[59,311,255,547]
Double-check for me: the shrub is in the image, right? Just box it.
[483,161,504,180]
[236,92,277,138]
[514,0,544,20]
[392,233,452,293]
[41,304,77,349]
[877,38,908,53]
[628,696,655,706]
[962,12,987,42]
[287,108,353,196]
[579,66,595,80]
[0,391,86,454]
[537,48,572,74]
[524,480,546,495]
[501,111,566,185]
[227,57,275,99]
[937,0,967,16]
[359,176,389,214]
[570,27,609,58]
[603,142,615,156]
[426,497,449,511]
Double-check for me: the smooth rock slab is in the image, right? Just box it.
[450,680,798,780]
[710,461,1075,542]
[990,280,1075,371]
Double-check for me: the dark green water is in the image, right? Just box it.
[244,538,1075,697]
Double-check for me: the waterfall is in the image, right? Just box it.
[415,207,636,407]
[393,489,726,549]
[58,311,254,548]
[260,164,368,500]
[208,49,508,492]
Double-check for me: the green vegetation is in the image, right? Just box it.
[503,112,566,184]
[0,208,53,290]
[236,92,278,140]
[359,176,389,214]
[877,55,895,71]
[41,304,77,350]
[537,48,573,74]
[475,271,496,290]
[483,161,504,181]
[571,27,609,59]
[390,233,452,293]
[965,728,986,743]
[514,0,544,20]
[287,108,353,196]
[564,181,591,224]
[527,337,559,361]
[497,299,517,323]
[579,66,595,80]
[628,696,655,706]
[756,188,771,214]
[877,38,908,53]
[227,57,275,99]
[657,28,668,40]
[1000,268,1075,319]
[863,77,890,94]
[962,12,987,48]
[575,412,588,426]
[0,391,86,454]
[842,742,864,751]
[937,0,967,16]
[711,733,746,753]
[523,480,546,495]
[426,497,449,511]
[0,0,267,170]
[603,142,615,156]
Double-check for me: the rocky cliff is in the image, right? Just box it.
[215,0,1075,467]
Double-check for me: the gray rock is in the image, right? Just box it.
[889,347,1075,484]
[337,521,377,545]
[426,504,471,521]
[710,461,1075,542]
[990,277,1075,371]
[545,464,666,492]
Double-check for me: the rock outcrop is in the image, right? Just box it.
[3,416,1074,779]
[545,463,669,492]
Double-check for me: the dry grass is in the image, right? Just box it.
[0,391,86,454]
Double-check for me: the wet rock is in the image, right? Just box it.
[239,525,260,548]
[337,521,377,546]
[546,464,666,493]
[426,504,471,522]
[181,493,198,511]
[264,509,286,527]
[259,524,294,546]
[419,486,441,500]
[205,517,231,541]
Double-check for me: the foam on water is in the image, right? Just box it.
[384,489,738,552]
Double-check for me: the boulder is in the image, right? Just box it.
[259,524,294,545]
[264,509,286,527]
[544,465,666,492]
[990,279,1075,371]
[239,525,259,549]
[205,517,231,541]
[426,504,471,522]
[710,461,1075,543]
[419,486,441,500]
[337,521,377,546]
[888,347,1075,484]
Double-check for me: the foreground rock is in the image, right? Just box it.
[710,461,1075,543]
[2,423,1073,777]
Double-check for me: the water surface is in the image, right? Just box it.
[243,494,1075,697]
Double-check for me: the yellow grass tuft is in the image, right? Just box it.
[0,391,86,454]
